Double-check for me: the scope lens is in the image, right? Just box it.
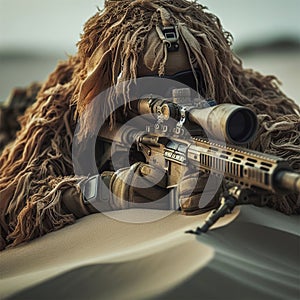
[227,109,257,143]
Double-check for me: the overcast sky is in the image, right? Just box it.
[0,0,300,55]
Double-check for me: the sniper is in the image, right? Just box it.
[0,0,299,250]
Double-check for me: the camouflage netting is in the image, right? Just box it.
[0,0,299,250]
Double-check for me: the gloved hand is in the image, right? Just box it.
[62,162,169,216]
[108,162,169,210]
[177,167,223,215]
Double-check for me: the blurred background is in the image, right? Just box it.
[0,0,300,104]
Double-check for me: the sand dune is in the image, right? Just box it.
[0,209,239,299]
[1,206,299,300]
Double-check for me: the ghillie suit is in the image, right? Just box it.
[0,0,299,250]
[0,83,41,151]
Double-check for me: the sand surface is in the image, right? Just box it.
[1,206,299,300]
[1,208,239,299]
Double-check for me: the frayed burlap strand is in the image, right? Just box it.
[0,0,299,250]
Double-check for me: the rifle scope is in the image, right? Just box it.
[188,104,258,144]
[138,98,258,144]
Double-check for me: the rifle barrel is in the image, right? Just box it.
[188,138,299,194]
[275,170,300,193]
